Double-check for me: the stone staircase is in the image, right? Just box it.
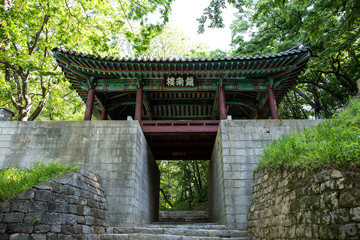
[159,211,209,222]
[101,222,249,239]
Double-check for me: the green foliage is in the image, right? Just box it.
[158,160,208,211]
[259,98,360,170]
[0,0,173,121]
[197,0,249,33]
[140,26,211,59]
[229,0,360,119]
[0,162,79,202]
[31,216,42,226]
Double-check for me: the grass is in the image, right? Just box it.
[259,98,360,171]
[0,162,79,202]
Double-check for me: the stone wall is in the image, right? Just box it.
[209,120,321,229]
[208,128,226,225]
[249,169,360,239]
[0,120,159,227]
[0,170,108,240]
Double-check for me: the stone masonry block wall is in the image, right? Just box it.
[210,120,321,229]
[249,169,360,239]
[0,170,108,240]
[133,126,159,225]
[0,121,158,227]
[209,127,226,225]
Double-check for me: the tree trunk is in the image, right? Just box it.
[160,188,173,208]
[191,161,201,196]
[28,90,52,121]
[187,167,192,211]
[195,161,203,191]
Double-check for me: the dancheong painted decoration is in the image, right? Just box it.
[52,44,311,122]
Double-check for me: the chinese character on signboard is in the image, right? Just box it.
[167,77,176,86]
[176,77,184,86]
[185,77,194,87]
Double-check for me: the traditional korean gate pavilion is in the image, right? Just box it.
[52,45,311,160]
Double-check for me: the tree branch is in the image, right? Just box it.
[293,88,316,109]
[28,89,52,121]
[28,14,50,55]
[160,188,173,208]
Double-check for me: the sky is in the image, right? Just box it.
[168,0,237,52]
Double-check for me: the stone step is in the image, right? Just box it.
[105,224,249,239]
[149,222,228,230]
[159,211,209,222]
[101,233,249,240]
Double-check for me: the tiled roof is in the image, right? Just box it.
[52,44,310,63]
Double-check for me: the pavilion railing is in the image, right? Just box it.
[140,120,220,133]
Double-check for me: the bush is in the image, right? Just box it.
[259,98,360,170]
[0,162,79,202]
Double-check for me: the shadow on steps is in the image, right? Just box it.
[159,210,209,223]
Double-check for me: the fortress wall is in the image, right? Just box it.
[210,120,321,229]
[0,120,159,227]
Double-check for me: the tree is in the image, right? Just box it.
[196,0,359,118]
[2,0,15,12]
[140,26,211,59]
[228,0,360,118]
[196,0,249,34]
[0,0,173,121]
[158,160,208,211]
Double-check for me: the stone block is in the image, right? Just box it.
[349,207,360,222]
[34,190,53,202]
[65,214,77,225]
[10,201,28,212]
[3,213,24,223]
[42,213,66,225]
[230,148,246,156]
[61,225,74,235]
[5,224,33,234]
[27,201,48,213]
[34,225,51,233]
[51,225,61,233]
[48,202,67,213]
[17,189,35,200]
[8,233,30,240]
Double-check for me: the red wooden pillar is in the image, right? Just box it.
[267,85,279,119]
[257,108,265,119]
[101,108,108,120]
[218,84,227,120]
[84,86,95,121]
[135,85,143,122]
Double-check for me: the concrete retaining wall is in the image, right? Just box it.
[209,120,321,229]
[0,121,159,227]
